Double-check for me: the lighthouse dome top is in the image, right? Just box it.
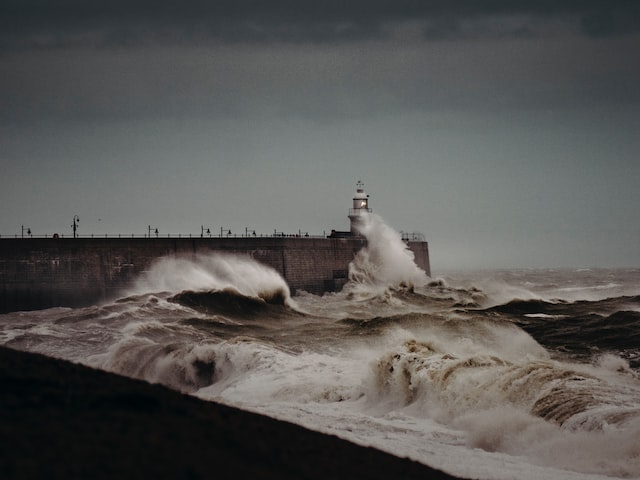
[353,180,368,199]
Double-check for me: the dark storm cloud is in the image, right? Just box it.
[1,0,639,50]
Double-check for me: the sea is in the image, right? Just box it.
[1,214,639,480]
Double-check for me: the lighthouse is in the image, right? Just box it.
[348,180,372,235]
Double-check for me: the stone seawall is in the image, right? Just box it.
[0,237,430,313]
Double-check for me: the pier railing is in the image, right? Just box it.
[0,232,330,239]
[400,232,425,241]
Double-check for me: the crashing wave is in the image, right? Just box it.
[345,213,429,297]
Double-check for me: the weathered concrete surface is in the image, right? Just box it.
[0,237,430,313]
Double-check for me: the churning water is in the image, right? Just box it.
[2,214,639,480]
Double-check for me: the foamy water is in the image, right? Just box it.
[1,214,639,480]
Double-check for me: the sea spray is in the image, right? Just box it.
[131,253,292,304]
[346,213,429,296]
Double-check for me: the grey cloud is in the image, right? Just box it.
[580,5,640,37]
[3,29,639,126]
[1,1,639,50]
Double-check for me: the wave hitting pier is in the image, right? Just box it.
[0,235,430,312]
[0,183,430,312]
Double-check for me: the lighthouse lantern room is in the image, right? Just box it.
[348,180,372,235]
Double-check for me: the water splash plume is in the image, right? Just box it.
[346,213,429,296]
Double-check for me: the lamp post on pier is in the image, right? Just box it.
[245,227,256,237]
[21,225,31,238]
[220,227,232,237]
[201,226,211,238]
[71,215,79,238]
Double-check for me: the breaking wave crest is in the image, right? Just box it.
[130,253,292,306]
[372,337,638,427]
[90,333,218,392]
[367,323,640,477]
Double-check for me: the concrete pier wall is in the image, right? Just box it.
[0,237,430,313]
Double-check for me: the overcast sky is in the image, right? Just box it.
[1,1,639,271]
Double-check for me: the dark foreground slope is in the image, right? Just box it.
[0,346,460,480]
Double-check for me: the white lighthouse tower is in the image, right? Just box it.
[348,180,372,235]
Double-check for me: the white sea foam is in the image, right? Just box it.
[190,318,640,480]
[346,213,430,297]
[131,253,292,304]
